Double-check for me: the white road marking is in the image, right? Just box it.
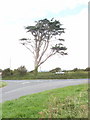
[22,82,30,84]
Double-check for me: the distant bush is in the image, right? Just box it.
[50,67,61,73]
[17,66,27,76]
[72,68,85,72]
[85,67,90,71]
[2,68,13,77]
[72,68,79,72]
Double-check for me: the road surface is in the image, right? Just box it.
[0,79,88,103]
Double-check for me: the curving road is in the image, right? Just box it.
[0,79,88,103]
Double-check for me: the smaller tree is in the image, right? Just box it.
[85,67,90,71]
[2,68,13,77]
[72,68,79,72]
[50,67,61,73]
[17,66,27,76]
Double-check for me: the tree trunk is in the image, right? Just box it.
[34,50,38,76]
[34,38,39,76]
[34,66,38,76]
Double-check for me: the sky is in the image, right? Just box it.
[0,0,89,71]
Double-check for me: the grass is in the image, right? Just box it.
[2,83,88,118]
[0,81,7,119]
[2,71,88,80]
[0,81,7,88]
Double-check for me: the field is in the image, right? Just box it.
[2,71,88,80]
[2,83,88,118]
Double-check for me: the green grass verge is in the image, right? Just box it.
[3,71,88,80]
[0,81,7,119]
[0,81,7,88]
[2,84,88,118]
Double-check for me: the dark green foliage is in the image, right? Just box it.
[2,66,27,78]
[69,68,85,72]
[17,66,27,76]
[85,67,90,71]
[51,44,67,55]
[49,67,61,73]
[2,68,13,77]
[25,18,65,35]
[2,66,88,80]
[2,71,88,80]
[72,68,79,72]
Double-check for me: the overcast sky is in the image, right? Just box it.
[0,0,88,71]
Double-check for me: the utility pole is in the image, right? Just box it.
[9,57,11,80]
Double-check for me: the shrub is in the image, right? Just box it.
[85,67,90,71]
[39,92,88,118]
[2,68,13,77]
[49,67,61,73]
[17,66,27,76]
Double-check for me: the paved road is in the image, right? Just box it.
[0,79,88,103]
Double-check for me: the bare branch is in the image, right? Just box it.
[38,40,49,64]
[38,52,56,67]
[23,44,35,56]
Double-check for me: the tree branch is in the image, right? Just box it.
[23,44,35,56]
[38,52,56,67]
[38,40,49,64]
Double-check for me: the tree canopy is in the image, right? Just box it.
[20,18,67,74]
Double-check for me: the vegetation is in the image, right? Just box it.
[2,84,88,118]
[49,67,61,73]
[0,81,7,88]
[2,66,27,80]
[85,67,90,71]
[20,18,67,74]
[2,70,88,80]
[2,68,13,78]
[16,66,27,76]
[1,66,89,80]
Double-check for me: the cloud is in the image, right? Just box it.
[58,4,87,17]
